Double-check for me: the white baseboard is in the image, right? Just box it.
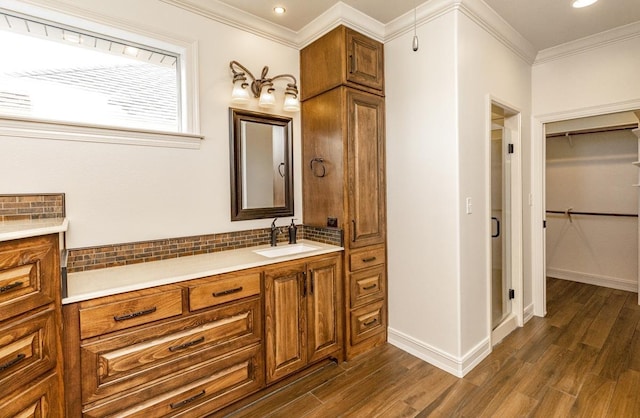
[388,327,491,378]
[524,302,535,321]
[547,268,638,292]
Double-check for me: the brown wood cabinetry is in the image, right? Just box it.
[301,26,388,359]
[64,271,265,417]
[64,251,343,417]
[0,234,64,416]
[300,25,384,100]
[264,254,342,383]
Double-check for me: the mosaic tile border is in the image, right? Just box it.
[67,225,343,273]
[0,193,65,221]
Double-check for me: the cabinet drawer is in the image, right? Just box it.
[79,290,183,339]
[0,371,62,418]
[0,235,58,321]
[0,306,57,396]
[189,271,260,311]
[81,297,261,404]
[83,344,264,418]
[349,266,385,308]
[350,300,385,345]
[349,246,385,271]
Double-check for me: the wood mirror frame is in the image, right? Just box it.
[229,108,294,221]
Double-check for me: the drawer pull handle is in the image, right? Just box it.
[170,390,206,409]
[363,318,378,327]
[213,286,243,297]
[362,256,377,263]
[0,353,26,372]
[0,281,23,293]
[362,284,377,291]
[169,336,205,352]
[113,306,157,322]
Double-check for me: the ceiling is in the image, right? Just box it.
[215,0,640,51]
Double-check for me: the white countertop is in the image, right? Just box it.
[64,240,343,304]
[0,217,68,242]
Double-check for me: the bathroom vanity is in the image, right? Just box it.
[61,240,342,417]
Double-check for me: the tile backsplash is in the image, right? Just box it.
[67,224,343,273]
[0,194,65,221]
[0,194,342,273]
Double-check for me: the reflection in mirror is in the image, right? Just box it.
[230,109,293,221]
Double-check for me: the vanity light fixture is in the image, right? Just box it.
[572,0,598,8]
[229,60,300,112]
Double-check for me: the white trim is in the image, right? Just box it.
[531,98,640,319]
[487,96,525,343]
[535,21,640,65]
[523,302,535,323]
[2,0,200,135]
[388,327,491,378]
[547,268,638,293]
[491,313,518,345]
[0,116,203,149]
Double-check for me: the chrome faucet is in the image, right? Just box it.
[270,218,280,246]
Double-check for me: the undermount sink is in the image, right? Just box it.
[253,243,320,258]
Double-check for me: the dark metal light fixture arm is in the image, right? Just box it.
[229,60,298,99]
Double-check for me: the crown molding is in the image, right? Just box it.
[160,0,299,48]
[534,20,640,65]
[161,0,535,63]
[297,2,385,48]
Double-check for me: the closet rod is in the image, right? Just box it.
[546,210,638,218]
[546,124,638,138]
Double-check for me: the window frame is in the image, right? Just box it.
[0,1,202,148]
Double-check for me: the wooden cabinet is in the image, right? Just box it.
[0,234,64,416]
[264,254,342,383]
[64,251,343,416]
[300,25,384,100]
[301,26,387,360]
[64,270,265,417]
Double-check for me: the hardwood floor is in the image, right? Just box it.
[224,278,640,417]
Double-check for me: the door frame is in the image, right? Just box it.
[531,99,640,317]
[487,96,524,345]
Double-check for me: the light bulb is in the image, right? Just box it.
[572,0,598,8]
[231,82,250,104]
[259,88,276,108]
[283,94,300,112]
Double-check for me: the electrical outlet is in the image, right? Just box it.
[327,217,338,228]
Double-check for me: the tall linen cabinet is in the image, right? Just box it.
[301,25,387,359]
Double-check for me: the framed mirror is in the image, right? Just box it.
[229,108,294,221]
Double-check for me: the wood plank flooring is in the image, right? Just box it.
[223,278,640,417]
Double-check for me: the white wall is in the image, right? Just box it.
[532,31,640,312]
[0,0,301,248]
[386,4,531,374]
[456,12,532,356]
[546,130,638,291]
[386,12,461,359]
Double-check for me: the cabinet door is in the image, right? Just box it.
[347,90,386,248]
[346,28,384,92]
[264,262,307,383]
[307,256,342,363]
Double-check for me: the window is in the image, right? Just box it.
[0,9,193,137]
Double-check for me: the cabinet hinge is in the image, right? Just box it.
[508,143,514,154]
[509,289,515,300]
[543,220,547,228]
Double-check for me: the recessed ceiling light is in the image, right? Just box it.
[274,6,286,14]
[572,0,598,8]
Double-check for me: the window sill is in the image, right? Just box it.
[0,116,203,149]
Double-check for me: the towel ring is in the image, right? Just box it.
[310,157,326,178]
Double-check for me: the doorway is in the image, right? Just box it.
[490,100,523,344]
